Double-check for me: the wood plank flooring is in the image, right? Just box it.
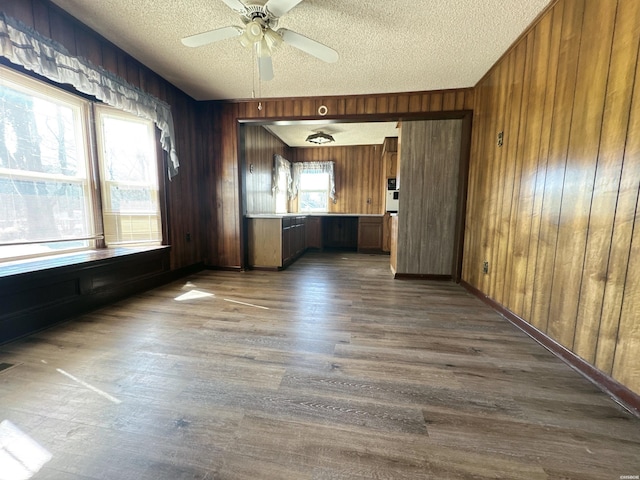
[1,252,639,479]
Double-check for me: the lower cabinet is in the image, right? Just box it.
[358,216,383,253]
[247,215,386,269]
[248,217,306,269]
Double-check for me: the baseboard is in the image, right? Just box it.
[460,280,640,418]
[394,273,452,281]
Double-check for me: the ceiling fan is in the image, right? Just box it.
[181,0,339,81]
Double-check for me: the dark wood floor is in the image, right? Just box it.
[1,252,639,479]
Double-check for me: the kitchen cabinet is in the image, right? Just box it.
[390,214,398,275]
[358,216,383,253]
[248,216,306,269]
[306,216,322,249]
[323,216,358,250]
[248,214,386,269]
[382,212,392,252]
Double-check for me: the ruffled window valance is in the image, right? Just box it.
[0,12,179,178]
[292,161,336,200]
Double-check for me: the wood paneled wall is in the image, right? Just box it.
[243,125,290,214]
[0,0,205,271]
[397,120,463,276]
[205,89,474,267]
[463,0,640,394]
[292,145,384,215]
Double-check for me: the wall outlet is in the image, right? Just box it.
[497,131,504,147]
[483,261,489,274]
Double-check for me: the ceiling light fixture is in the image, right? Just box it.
[305,131,335,145]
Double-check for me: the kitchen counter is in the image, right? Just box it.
[245,213,385,219]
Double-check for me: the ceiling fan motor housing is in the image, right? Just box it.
[242,4,278,26]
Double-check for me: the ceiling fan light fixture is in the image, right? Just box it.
[240,20,264,47]
[263,28,283,50]
[306,131,335,145]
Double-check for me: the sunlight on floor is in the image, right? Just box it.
[0,420,52,480]
[174,289,215,301]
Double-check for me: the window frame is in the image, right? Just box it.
[94,105,164,247]
[0,65,168,263]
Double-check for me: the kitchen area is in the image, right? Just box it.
[242,117,469,280]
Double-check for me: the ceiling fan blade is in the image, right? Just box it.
[279,29,339,63]
[264,0,304,18]
[256,41,274,81]
[181,26,242,48]
[219,0,247,13]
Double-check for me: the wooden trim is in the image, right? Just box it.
[219,88,474,106]
[453,113,473,282]
[205,265,244,272]
[394,273,452,281]
[460,280,640,418]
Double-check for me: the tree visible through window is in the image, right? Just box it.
[299,172,330,212]
[0,70,92,259]
[0,66,163,262]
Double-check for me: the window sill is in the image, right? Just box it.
[0,245,170,279]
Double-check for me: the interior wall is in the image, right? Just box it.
[0,0,206,271]
[243,125,290,214]
[397,120,463,276]
[292,145,385,215]
[205,89,475,268]
[463,0,640,394]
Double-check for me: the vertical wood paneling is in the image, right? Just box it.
[244,125,289,214]
[574,0,640,363]
[465,0,640,395]
[548,0,616,349]
[292,145,383,215]
[522,3,564,325]
[530,0,583,334]
[397,120,463,275]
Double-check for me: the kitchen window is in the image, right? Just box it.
[298,171,330,212]
[293,161,335,213]
[0,66,163,262]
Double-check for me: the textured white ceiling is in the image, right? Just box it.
[49,0,551,101]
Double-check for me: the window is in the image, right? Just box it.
[95,108,161,246]
[0,66,163,262]
[0,68,93,260]
[299,172,330,212]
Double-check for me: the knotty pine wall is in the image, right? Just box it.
[292,145,385,215]
[0,0,205,271]
[463,0,640,394]
[205,89,474,268]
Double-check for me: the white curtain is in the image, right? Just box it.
[291,161,336,201]
[272,154,293,198]
[0,13,180,178]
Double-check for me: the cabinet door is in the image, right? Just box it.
[357,217,383,252]
[306,217,322,249]
[248,218,282,267]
